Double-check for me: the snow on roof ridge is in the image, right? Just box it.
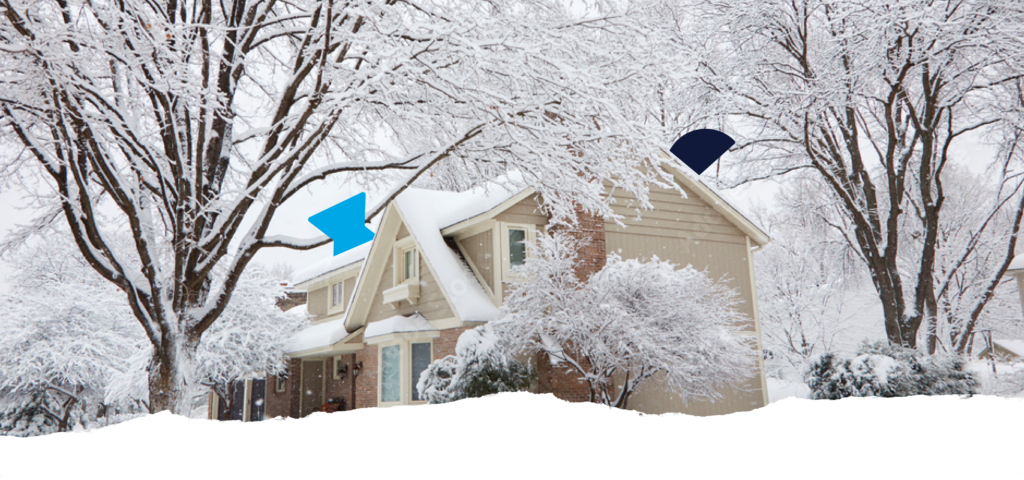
[292,175,526,286]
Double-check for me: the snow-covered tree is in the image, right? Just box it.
[0,229,305,433]
[497,233,755,409]
[0,0,689,412]
[754,181,863,376]
[680,0,1024,350]
[416,324,534,405]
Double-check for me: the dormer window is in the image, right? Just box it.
[508,228,527,267]
[402,247,417,282]
[384,238,420,305]
[500,223,535,281]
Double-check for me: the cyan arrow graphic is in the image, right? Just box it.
[308,192,375,256]
[670,129,735,175]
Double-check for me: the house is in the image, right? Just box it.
[977,339,1024,363]
[257,152,772,418]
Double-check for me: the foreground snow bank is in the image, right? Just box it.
[2,392,1021,478]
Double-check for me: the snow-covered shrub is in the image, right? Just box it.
[499,232,755,408]
[417,325,535,404]
[805,342,978,399]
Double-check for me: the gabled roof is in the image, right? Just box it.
[657,149,770,246]
[287,152,769,353]
[392,190,502,322]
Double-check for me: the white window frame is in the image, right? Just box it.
[393,237,419,287]
[330,281,344,310]
[499,222,536,282]
[375,337,434,407]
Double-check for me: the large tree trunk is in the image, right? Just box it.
[148,334,199,414]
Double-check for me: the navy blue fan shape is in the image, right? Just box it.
[669,129,735,175]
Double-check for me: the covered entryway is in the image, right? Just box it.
[299,359,325,417]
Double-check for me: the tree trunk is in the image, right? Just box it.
[148,335,199,415]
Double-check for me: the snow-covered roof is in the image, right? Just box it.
[994,339,1024,358]
[394,189,502,322]
[292,242,372,287]
[364,313,437,339]
[424,176,526,230]
[1008,255,1024,272]
[285,317,348,354]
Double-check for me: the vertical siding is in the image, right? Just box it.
[459,230,494,292]
[307,287,328,318]
[362,250,455,323]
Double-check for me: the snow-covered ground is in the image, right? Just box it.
[2,392,1020,479]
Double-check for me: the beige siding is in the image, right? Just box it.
[343,276,357,310]
[362,250,455,323]
[396,223,410,240]
[494,194,547,225]
[459,230,494,292]
[623,371,765,416]
[607,184,745,243]
[604,181,766,414]
[606,232,756,326]
[307,287,328,318]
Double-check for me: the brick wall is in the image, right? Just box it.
[548,203,607,282]
[433,326,472,361]
[535,204,606,401]
[354,344,378,409]
[263,358,302,419]
[324,354,356,411]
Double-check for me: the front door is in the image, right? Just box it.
[250,378,266,421]
[299,360,325,417]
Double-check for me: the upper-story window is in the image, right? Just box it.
[508,228,527,268]
[402,247,417,282]
[331,281,343,308]
[500,223,535,281]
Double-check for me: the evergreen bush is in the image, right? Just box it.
[805,341,978,399]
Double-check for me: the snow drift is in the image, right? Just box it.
[1,392,1021,479]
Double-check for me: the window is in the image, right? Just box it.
[411,342,432,401]
[508,228,526,267]
[331,281,343,308]
[402,248,417,281]
[377,340,434,405]
[381,345,401,403]
[275,376,287,393]
[500,223,535,282]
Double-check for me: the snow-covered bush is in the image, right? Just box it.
[417,325,535,404]
[805,342,978,399]
[498,232,755,409]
